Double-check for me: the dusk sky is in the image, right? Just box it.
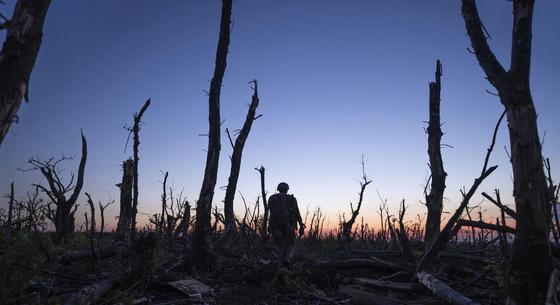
[0,1,558,230]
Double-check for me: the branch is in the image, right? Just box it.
[461,0,509,92]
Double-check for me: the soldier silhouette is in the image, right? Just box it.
[268,182,305,266]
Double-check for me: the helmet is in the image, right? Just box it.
[277,182,289,193]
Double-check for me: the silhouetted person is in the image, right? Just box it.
[268,182,305,266]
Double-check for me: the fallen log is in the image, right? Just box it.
[417,271,480,305]
[355,277,415,291]
[57,242,127,264]
[64,272,120,305]
[456,219,515,235]
[317,257,409,272]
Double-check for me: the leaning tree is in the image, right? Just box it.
[0,0,51,146]
[461,0,551,303]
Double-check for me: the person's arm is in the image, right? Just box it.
[292,195,305,228]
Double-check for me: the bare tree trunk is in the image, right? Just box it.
[0,0,51,146]
[130,98,150,236]
[223,81,260,233]
[255,166,268,237]
[191,0,232,267]
[425,60,447,250]
[160,171,169,234]
[461,1,551,303]
[116,159,134,240]
[342,156,372,241]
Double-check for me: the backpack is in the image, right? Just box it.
[269,193,296,227]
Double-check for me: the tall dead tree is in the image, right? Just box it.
[130,98,150,235]
[191,0,232,267]
[461,1,551,303]
[341,156,372,241]
[223,80,261,233]
[116,159,133,239]
[30,131,87,244]
[255,166,268,237]
[0,0,51,146]
[424,60,447,250]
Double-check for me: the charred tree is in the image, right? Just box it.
[0,0,51,146]
[191,0,232,267]
[461,1,551,303]
[223,80,261,233]
[116,159,134,239]
[424,60,447,250]
[341,156,372,241]
[255,166,268,237]
[30,131,87,244]
[130,98,150,235]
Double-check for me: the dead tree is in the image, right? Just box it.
[223,80,261,233]
[191,0,232,267]
[424,60,447,250]
[397,199,413,259]
[159,171,169,233]
[28,131,87,244]
[116,159,133,239]
[461,1,551,303]
[0,0,51,146]
[130,98,151,236]
[416,111,504,273]
[255,166,268,237]
[341,156,372,241]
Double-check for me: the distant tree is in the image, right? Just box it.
[27,131,87,244]
[424,60,447,250]
[461,1,551,303]
[191,0,232,267]
[341,156,372,241]
[0,0,51,146]
[223,80,261,233]
[255,166,269,237]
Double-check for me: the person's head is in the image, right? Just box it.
[277,182,289,193]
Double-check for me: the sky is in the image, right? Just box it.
[0,1,558,231]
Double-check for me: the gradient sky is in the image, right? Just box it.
[0,1,558,230]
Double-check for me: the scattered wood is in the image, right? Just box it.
[417,271,480,305]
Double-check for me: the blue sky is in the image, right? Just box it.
[0,1,558,229]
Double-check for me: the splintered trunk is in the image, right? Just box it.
[116,159,134,239]
[0,0,52,146]
[461,0,551,303]
[223,81,260,232]
[505,98,550,304]
[130,98,150,235]
[425,60,447,250]
[191,0,232,267]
